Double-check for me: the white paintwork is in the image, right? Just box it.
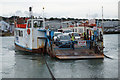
[14,19,46,50]
[54,32,62,41]
[61,26,90,34]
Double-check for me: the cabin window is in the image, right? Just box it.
[27,21,31,28]
[15,30,17,36]
[33,20,43,28]
[73,29,74,32]
[75,29,77,32]
[16,30,19,36]
[19,30,23,37]
[79,28,83,33]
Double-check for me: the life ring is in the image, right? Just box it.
[27,28,30,35]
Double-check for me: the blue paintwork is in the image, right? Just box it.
[15,42,32,51]
[38,29,46,32]
[50,31,54,40]
[16,36,19,43]
[86,40,90,48]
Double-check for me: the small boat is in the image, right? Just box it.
[14,7,46,53]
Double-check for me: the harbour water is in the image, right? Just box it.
[0,34,119,78]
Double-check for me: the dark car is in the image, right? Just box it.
[55,33,72,48]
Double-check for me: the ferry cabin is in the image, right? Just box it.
[14,19,46,53]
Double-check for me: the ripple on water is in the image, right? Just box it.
[0,34,119,78]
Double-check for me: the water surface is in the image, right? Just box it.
[0,34,119,78]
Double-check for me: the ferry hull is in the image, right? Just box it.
[15,43,45,53]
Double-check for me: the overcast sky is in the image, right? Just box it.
[0,0,119,19]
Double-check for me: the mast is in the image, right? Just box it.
[29,7,33,19]
[101,6,104,48]
[43,7,45,29]
[29,7,33,28]
[102,6,104,34]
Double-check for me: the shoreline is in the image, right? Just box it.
[0,33,119,37]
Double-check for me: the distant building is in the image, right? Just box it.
[103,21,118,28]
[0,16,2,21]
[0,20,10,32]
[118,1,120,25]
[9,23,15,33]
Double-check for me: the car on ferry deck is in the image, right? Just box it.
[54,32,62,41]
[63,30,72,33]
[55,33,71,48]
[69,32,80,40]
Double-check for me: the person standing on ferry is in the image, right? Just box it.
[71,33,75,50]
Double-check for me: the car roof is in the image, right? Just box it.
[62,33,69,35]
[69,32,78,33]
[57,33,69,37]
[54,32,62,33]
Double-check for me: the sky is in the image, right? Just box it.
[0,0,119,19]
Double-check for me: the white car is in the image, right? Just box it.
[55,33,71,48]
[54,32,62,41]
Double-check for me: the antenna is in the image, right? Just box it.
[102,6,103,25]
[43,7,45,18]
[29,7,33,19]
[102,6,104,34]
[43,7,45,28]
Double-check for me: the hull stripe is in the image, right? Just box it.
[15,42,32,51]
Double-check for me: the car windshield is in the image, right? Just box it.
[74,33,79,36]
[60,35,71,40]
[33,20,43,28]
[64,30,72,33]
[54,33,61,36]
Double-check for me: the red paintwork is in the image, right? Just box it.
[16,24,27,28]
[15,17,29,28]
[69,25,74,27]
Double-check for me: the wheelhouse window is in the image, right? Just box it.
[33,20,43,28]
[75,29,77,32]
[19,30,23,37]
[27,20,31,28]
[15,30,19,36]
[15,30,17,36]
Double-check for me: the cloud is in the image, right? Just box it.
[15,10,43,17]
[15,10,30,17]
[1,0,119,18]
[24,11,29,17]
[91,13,98,18]
[15,10,22,16]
